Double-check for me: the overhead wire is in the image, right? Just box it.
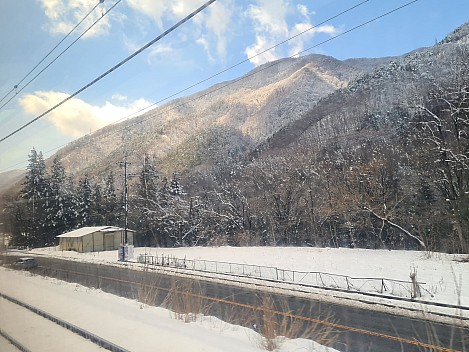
[0,0,372,161]
[81,0,421,147]
[0,0,102,107]
[0,0,120,111]
[0,0,420,171]
[109,0,373,119]
[0,0,218,144]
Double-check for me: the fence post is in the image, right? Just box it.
[319,273,325,287]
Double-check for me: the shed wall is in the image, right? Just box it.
[58,229,135,252]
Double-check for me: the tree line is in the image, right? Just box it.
[5,72,468,253]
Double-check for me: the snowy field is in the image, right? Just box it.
[0,267,337,352]
[2,246,468,351]
[29,246,469,309]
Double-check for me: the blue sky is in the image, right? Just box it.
[0,0,468,172]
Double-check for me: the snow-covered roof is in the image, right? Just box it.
[56,226,134,238]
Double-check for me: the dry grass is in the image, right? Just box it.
[163,277,207,322]
[133,264,163,308]
[137,272,339,350]
[255,294,338,351]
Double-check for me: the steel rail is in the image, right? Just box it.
[0,327,32,352]
[34,263,466,352]
[0,292,129,352]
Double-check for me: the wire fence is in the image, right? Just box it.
[136,254,426,299]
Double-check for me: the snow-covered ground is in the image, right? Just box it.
[29,246,469,308]
[0,267,337,352]
[3,246,468,351]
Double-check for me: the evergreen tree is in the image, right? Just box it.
[131,155,162,246]
[13,148,51,247]
[21,148,49,200]
[91,183,103,225]
[103,171,118,225]
[44,155,69,244]
[169,171,183,196]
[138,154,160,199]
[59,175,80,231]
[50,155,65,196]
[77,175,93,226]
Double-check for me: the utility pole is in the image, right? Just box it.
[118,127,137,260]
[119,158,138,243]
[119,127,130,247]
[118,158,129,245]
[124,158,128,245]
[117,158,130,262]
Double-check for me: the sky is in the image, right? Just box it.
[0,0,468,172]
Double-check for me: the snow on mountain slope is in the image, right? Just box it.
[50,53,391,179]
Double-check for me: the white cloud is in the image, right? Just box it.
[39,0,113,37]
[297,4,309,18]
[245,35,280,66]
[289,23,338,57]
[196,37,216,63]
[203,1,235,60]
[170,0,207,18]
[126,0,169,29]
[111,94,128,102]
[19,91,152,138]
[247,0,289,37]
[147,43,175,64]
[245,1,339,66]
[126,0,206,29]
[127,0,234,62]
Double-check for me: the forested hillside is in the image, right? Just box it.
[43,53,390,177]
[4,23,468,253]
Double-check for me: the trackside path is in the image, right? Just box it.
[1,267,328,352]
[0,296,104,352]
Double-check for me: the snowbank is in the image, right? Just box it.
[29,246,469,308]
[0,267,337,352]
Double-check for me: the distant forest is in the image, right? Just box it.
[6,75,468,253]
[5,34,469,254]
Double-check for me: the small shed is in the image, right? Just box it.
[57,226,135,253]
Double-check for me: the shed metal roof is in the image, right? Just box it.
[56,226,134,238]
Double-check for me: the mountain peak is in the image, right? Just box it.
[440,21,469,44]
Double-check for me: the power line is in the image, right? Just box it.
[0,0,121,112]
[1,0,420,171]
[101,0,420,142]
[0,0,102,107]
[0,0,217,144]
[50,0,374,139]
[0,0,122,111]
[0,0,372,170]
[115,0,372,117]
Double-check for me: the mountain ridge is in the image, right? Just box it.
[259,22,469,155]
[3,22,468,190]
[42,52,394,180]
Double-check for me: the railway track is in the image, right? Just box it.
[0,292,129,352]
[2,255,468,351]
[29,257,468,352]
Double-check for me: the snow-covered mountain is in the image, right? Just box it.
[4,22,469,187]
[263,22,469,154]
[53,53,393,178]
